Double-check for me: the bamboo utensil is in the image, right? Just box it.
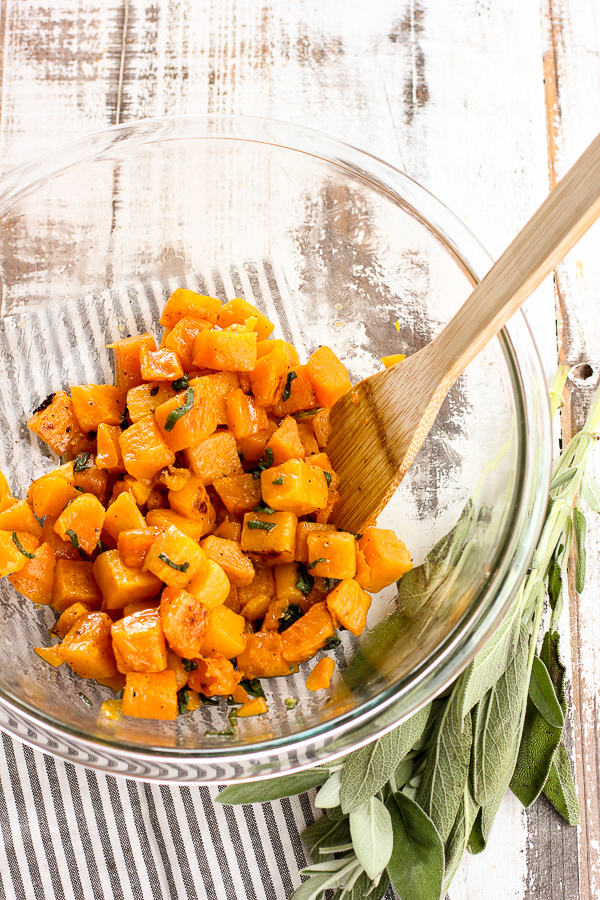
[327,133,600,533]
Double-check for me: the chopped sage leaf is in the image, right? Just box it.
[77,692,92,708]
[66,529,82,551]
[282,370,298,402]
[239,678,266,700]
[323,635,342,650]
[251,469,261,480]
[182,658,198,672]
[171,374,190,392]
[158,553,190,573]
[279,603,304,632]
[322,577,341,592]
[272,475,284,485]
[177,689,189,715]
[247,520,276,532]
[295,564,314,595]
[252,504,277,514]
[11,532,35,559]
[258,447,274,471]
[164,387,194,432]
[73,452,91,472]
[200,694,220,707]
[284,698,299,710]
[307,558,326,570]
[120,407,130,430]
[324,471,332,487]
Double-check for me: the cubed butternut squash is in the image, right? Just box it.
[58,611,117,679]
[217,297,274,341]
[193,329,257,373]
[265,416,305,465]
[295,522,337,564]
[9,542,56,604]
[51,559,102,612]
[117,527,163,568]
[269,366,318,416]
[96,423,127,472]
[226,389,268,440]
[103,491,146,542]
[122,670,178,720]
[307,531,356,580]
[280,601,335,663]
[237,696,268,717]
[93,550,162,609]
[40,515,81,561]
[241,511,297,566]
[168,475,216,535]
[160,289,222,328]
[240,592,272,622]
[250,345,294,408]
[312,407,331,448]
[126,382,176,423]
[190,372,240,425]
[186,558,230,610]
[166,650,189,690]
[236,632,291,678]
[119,416,176,481]
[306,346,352,407]
[28,462,78,518]
[144,525,206,587]
[111,608,168,673]
[355,528,412,593]
[187,656,240,698]
[163,316,212,371]
[198,605,246,659]
[274,562,307,604]
[213,473,262,517]
[261,458,328,517]
[53,601,92,639]
[145,508,207,542]
[305,656,335,691]
[70,385,125,432]
[0,500,42,538]
[184,431,242,485]
[326,578,371,636]
[107,333,157,392]
[154,388,217,453]
[213,518,242,542]
[198,535,254,587]
[0,531,40,577]
[53,493,105,556]
[139,346,184,382]
[28,391,82,455]
[260,597,289,632]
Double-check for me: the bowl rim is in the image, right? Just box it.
[0,114,552,776]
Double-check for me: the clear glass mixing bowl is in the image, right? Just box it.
[0,116,550,782]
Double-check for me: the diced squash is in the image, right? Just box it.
[381,353,406,368]
[306,657,335,691]
[307,531,357,580]
[236,632,291,678]
[250,345,292,408]
[28,391,82,455]
[186,558,230,610]
[0,531,40,577]
[187,656,240,697]
[193,329,257,373]
[53,601,92,639]
[145,508,207,542]
[156,465,190,493]
[297,421,319,457]
[9,542,56,604]
[0,500,42,538]
[51,559,102,612]
[166,650,189,690]
[233,683,250,703]
[144,525,207,587]
[238,566,275,605]
[307,452,340,491]
[28,462,78,518]
[355,528,412,592]
[147,484,170,511]
[213,518,242,542]
[217,297,274,341]
[58,611,117,679]
[168,475,216,535]
[306,346,352,407]
[107,333,157,392]
[237,696,268,717]
[122,670,177,720]
[184,432,242,485]
[240,592,272,622]
[213,473,262,517]
[274,562,307,604]
[139,346,184,382]
[190,372,240,425]
[269,366,318,416]
[122,474,153,506]
[261,597,289,631]
[312,407,331,448]
[199,535,254,587]
[126,382,176,423]
[163,316,212,371]
[224,584,242,614]
[93,424,125,472]
[111,608,168,673]
[295,522,337,563]
[160,289,222,328]
[154,388,217,453]
[256,338,300,365]
[261,458,328,517]
[103,491,146,542]
[326,578,371,636]
[122,599,160,617]
[41,515,81,561]
[53,493,105,556]
[73,465,108,504]
[118,527,163,568]
[226,389,268,440]
[198,605,246,659]
[183,688,202,711]
[93,550,162,609]
[241,511,297,566]
[280,601,335,663]
[70,385,125,432]
[119,416,176,481]
[265,416,305,465]
[34,645,65,667]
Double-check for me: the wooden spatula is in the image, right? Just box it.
[327,132,600,533]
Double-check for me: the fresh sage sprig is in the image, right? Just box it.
[219,365,599,900]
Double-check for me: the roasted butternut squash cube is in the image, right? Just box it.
[41,515,81,561]
[0,499,42,538]
[355,528,412,593]
[126,382,176,422]
[265,416,305,466]
[240,592,272,622]
[295,522,337,563]
[190,372,240,425]
[274,562,307,604]
[122,474,153,506]
[261,597,289,632]
[70,384,125,432]
[73,465,109,504]
[28,391,82,455]
[144,525,206,587]
[168,475,216,536]
[154,388,217,453]
[312,407,331,449]
[103,491,147,542]
[0,531,39,577]
[51,559,102,612]
[199,535,255,587]
[53,492,105,556]
[122,670,178,720]
[9,542,56,604]
[93,550,162,609]
[107,333,157,392]
[280,601,335,663]
[198,605,246,659]
[213,473,262,517]
[145,508,207,542]
[307,531,356,580]
[256,338,299,364]
[187,656,240,698]
[326,578,371,636]
[306,346,352,407]
[217,297,274,341]
[186,558,230,610]
[117,527,163,568]
[58,612,117,679]
[111,608,168,673]
[122,599,160,617]
[306,656,335,691]
[250,344,294,408]
[119,416,175,481]
[157,465,190,493]
[237,696,268,717]
[297,421,319,457]
[193,329,257,373]
[236,632,291,678]
[53,601,92,639]
[241,511,297,566]
[381,353,406,368]
[236,421,278,462]
[166,649,189,690]
[28,462,78,518]
[224,584,242,614]
[96,423,127,473]
[213,518,242,542]
[238,566,275,606]
[307,452,340,491]
[226,388,268,439]
[139,346,183,382]
[269,365,318,416]
[34,645,65,668]
[261,458,328,517]
[184,431,243,485]
[160,289,222,328]
[163,316,212,371]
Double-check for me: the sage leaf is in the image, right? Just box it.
[547,555,563,612]
[574,506,586,593]
[302,815,350,857]
[549,465,578,494]
[288,870,335,900]
[543,743,581,825]
[315,770,342,808]
[480,733,520,844]
[582,472,600,513]
[217,769,328,804]
[340,704,430,814]
[416,685,473,840]
[349,797,393,881]
[471,625,529,806]
[386,791,445,900]
[443,784,480,890]
[466,809,486,855]
[394,756,414,790]
[529,655,564,728]
[344,870,389,900]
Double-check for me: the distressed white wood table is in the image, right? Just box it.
[0,1,598,898]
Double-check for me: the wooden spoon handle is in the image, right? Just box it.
[427,132,600,385]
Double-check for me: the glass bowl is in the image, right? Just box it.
[0,115,550,783]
